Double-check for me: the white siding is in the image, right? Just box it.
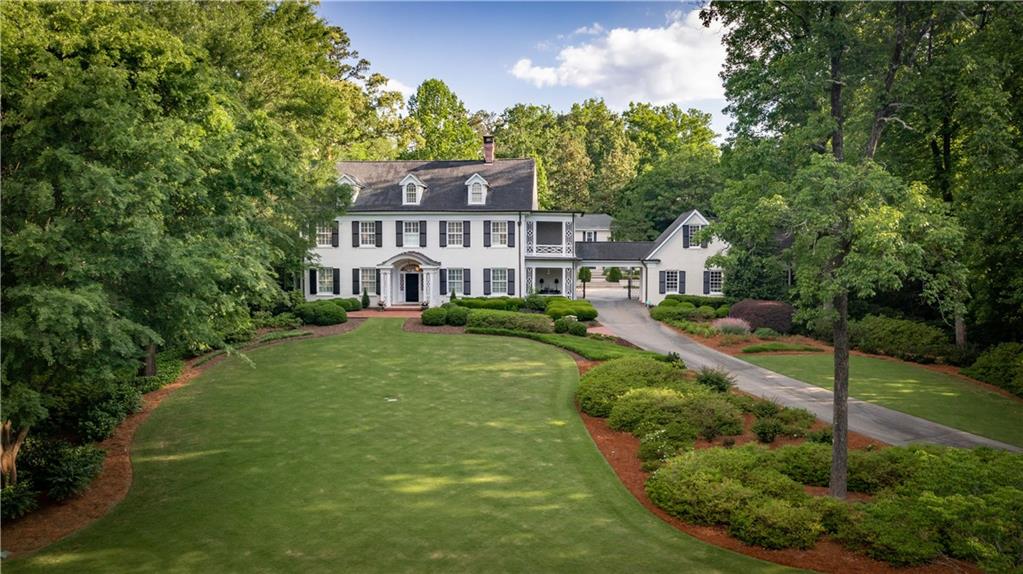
[642,212,728,305]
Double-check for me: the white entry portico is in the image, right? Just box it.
[377,251,441,308]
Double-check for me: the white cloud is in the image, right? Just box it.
[509,9,725,107]
[384,77,415,99]
[573,22,605,36]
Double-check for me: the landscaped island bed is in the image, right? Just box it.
[4,319,784,574]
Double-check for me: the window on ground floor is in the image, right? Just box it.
[447,268,463,294]
[491,268,507,294]
[709,270,723,294]
[665,270,680,293]
[360,267,377,294]
[318,268,334,293]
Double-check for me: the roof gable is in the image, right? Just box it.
[646,209,711,258]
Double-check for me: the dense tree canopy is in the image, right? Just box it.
[401,79,479,160]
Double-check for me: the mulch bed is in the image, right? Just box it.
[1,318,366,558]
[570,355,977,574]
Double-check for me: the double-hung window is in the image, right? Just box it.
[447,221,463,247]
[318,268,334,293]
[470,182,484,204]
[447,268,464,295]
[316,224,332,246]
[491,221,508,247]
[665,270,680,293]
[491,268,508,294]
[405,183,418,204]
[359,221,375,247]
[360,267,377,294]
[687,225,704,248]
[708,270,723,294]
[403,221,420,246]
[583,230,596,242]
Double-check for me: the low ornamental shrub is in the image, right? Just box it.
[1,481,39,520]
[729,498,824,550]
[637,422,699,469]
[775,407,816,437]
[750,398,782,419]
[847,447,924,494]
[77,384,143,442]
[252,310,303,329]
[849,315,952,364]
[695,367,734,392]
[712,317,751,335]
[445,305,469,326]
[466,309,554,333]
[754,327,780,339]
[361,289,370,309]
[546,300,598,321]
[646,464,758,525]
[843,495,945,565]
[133,352,185,393]
[962,342,1023,396]
[663,318,717,337]
[665,294,735,307]
[421,307,448,326]
[650,305,693,322]
[20,439,105,502]
[294,301,348,326]
[679,395,744,440]
[568,321,588,337]
[553,316,575,333]
[523,293,549,311]
[741,342,823,353]
[691,305,717,321]
[752,417,783,443]
[729,299,795,334]
[770,443,831,486]
[327,297,362,312]
[576,357,687,417]
[454,297,526,311]
[807,427,833,444]
[715,305,730,318]
[609,387,691,433]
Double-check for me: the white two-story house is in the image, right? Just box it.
[305,137,727,308]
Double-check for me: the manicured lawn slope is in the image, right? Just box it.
[743,353,1023,447]
[10,319,792,573]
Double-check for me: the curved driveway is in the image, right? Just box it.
[590,294,1020,451]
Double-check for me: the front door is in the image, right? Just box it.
[405,273,420,303]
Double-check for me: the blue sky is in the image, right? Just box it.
[316,1,731,136]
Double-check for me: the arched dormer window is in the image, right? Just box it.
[465,173,488,205]
[405,183,417,204]
[471,182,483,203]
[399,174,425,205]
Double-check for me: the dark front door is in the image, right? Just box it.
[405,274,419,303]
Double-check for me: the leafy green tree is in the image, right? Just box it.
[624,103,717,172]
[402,79,478,160]
[547,128,593,211]
[606,267,622,283]
[578,267,592,298]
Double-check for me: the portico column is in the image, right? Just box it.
[380,269,391,308]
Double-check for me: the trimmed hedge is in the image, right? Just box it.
[464,328,658,361]
[466,309,554,333]
[445,305,469,326]
[741,342,823,353]
[729,498,824,550]
[294,301,348,326]
[553,316,575,333]
[849,315,952,363]
[729,299,795,334]
[650,305,694,322]
[421,307,448,326]
[328,297,363,311]
[609,387,692,433]
[665,294,736,307]
[962,342,1023,396]
[576,357,687,417]
[546,299,598,321]
[453,296,525,311]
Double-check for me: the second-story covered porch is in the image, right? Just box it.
[525,216,574,257]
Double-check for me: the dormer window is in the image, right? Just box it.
[405,183,417,204]
[399,174,425,205]
[338,174,362,204]
[465,173,488,205]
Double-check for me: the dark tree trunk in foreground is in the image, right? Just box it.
[1,421,30,487]
[829,291,850,499]
[143,343,158,377]
[955,313,967,349]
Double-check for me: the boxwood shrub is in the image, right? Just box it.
[445,305,469,326]
[770,443,831,486]
[962,342,1023,396]
[20,438,105,502]
[421,307,447,326]
[453,297,525,311]
[553,316,575,333]
[849,315,952,364]
[650,305,693,322]
[609,387,696,433]
[294,301,348,326]
[665,294,735,307]
[567,321,588,336]
[729,299,795,334]
[576,357,687,417]
[466,309,554,333]
[328,297,363,311]
[729,498,824,550]
[678,395,744,440]
[546,299,598,321]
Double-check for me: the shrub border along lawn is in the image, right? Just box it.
[464,327,660,361]
[741,342,824,354]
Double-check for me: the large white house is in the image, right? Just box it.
[305,137,726,307]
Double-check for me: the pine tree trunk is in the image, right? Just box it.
[829,291,850,499]
[1,421,29,487]
[143,342,158,377]
[954,313,967,349]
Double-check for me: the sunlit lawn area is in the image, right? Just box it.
[9,319,793,574]
[743,353,1023,448]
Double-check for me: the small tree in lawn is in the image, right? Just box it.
[578,267,592,298]
[606,267,622,283]
[361,288,370,310]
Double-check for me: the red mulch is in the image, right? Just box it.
[0,319,366,558]
[570,356,977,574]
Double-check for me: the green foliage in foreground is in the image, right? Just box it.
[464,328,657,361]
[744,353,1023,448]
[741,343,824,354]
[5,319,788,573]
[576,357,690,417]
[962,342,1023,397]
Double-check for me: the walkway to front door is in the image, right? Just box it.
[404,273,420,303]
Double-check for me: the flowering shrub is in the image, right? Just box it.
[712,317,751,334]
[729,299,795,333]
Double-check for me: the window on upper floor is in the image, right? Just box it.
[686,224,705,248]
[359,221,376,247]
[491,221,508,246]
[403,221,420,246]
[316,224,333,246]
[465,174,488,205]
[709,270,723,294]
[470,182,484,204]
[583,230,596,242]
[446,221,463,247]
[665,270,680,293]
[404,183,418,205]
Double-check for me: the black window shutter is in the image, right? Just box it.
[309,269,318,295]
[376,269,381,294]
[439,221,447,247]
[463,269,471,295]
[680,271,686,294]
[419,220,427,247]
[352,268,360,295]
[483,220,492,247]
[507,268,515,295]
[483,268,491,295]
[395,220,403,247]
[658,270,666,294]
[374,221,383,247]
[331,222,339,247]
[682,225,691,248]
[440,269,448,295]
[352,221,359,247]
[703,270,711,294]
[463,220,471,247]
[332,268,341,295]
[507,220,516,247]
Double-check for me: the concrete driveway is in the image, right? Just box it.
[590,297,1020,451]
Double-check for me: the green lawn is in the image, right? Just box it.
[9,319,793,573]
[743,353,1023,448]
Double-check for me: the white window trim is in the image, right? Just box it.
[665,270,681,294]
[583,230,597,242]
[360,267,377,295]
[403,221,420,247]
[359,221,376,248]
[446,221,464,248]
[315,224,333,247]
[687,224,705,249]
[465,173,488,205]
[708,270,724,295]
[318,267,334,294]
[399,174,426,205]
[491,221,508,247]
[447,268,464,295]
[491,268,508,295]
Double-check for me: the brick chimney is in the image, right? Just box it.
[483,135,495,164]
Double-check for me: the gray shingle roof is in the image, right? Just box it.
[575,241,655,261]
[575,213,614,230]
[338,159,536,212]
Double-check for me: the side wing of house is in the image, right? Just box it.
[643,210,728,305]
